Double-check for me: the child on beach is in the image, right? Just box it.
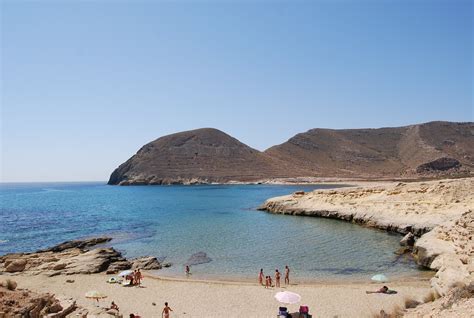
[162,302,173,318]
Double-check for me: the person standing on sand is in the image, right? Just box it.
[285,265,290,285]
[268,275,273,287]
[275,269,281,287]
[136,269,142,286]
[258,269,264,285]
[265,276,269,288]
[133,270,138,286]
[162,302,173,318]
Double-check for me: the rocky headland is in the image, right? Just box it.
[108,121,474,185]
[259,177,473,316]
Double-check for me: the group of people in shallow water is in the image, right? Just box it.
[259,265,290,288]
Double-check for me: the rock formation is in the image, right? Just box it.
[0,237,165,276]
[108,121,474,185]
[0,280,78,318]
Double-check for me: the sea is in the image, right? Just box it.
[0,182,423,281]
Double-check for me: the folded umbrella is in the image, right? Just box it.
[118,270,133,277]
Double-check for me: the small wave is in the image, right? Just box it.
[0,240,9,244]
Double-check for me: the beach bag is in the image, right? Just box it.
[299,305,309,313]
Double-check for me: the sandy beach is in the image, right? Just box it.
[11,273,431,318]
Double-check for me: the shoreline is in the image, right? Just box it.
[144,269,434,286]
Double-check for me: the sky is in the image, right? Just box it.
[1,0,473,182]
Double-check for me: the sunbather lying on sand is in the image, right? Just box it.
[366,286,397,294]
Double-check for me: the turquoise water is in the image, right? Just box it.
[0,183,420,280]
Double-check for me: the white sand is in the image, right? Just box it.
[12,273,431,318]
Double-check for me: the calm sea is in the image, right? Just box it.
[0,182,421,281]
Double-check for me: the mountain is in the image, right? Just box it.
[265,121,474,178]
[108,128,303,185]
[108,122,473,185]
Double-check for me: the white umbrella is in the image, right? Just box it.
[274,291,301,304]
[371,274,389,282]
[85,290,107,306]
[118,270,133,277]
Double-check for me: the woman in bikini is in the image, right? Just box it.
[258,269,264,285]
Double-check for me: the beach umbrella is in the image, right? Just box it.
[118,270,133,277]
[371,274,389,282]
[274,291,301,304]
[85,290,107,304]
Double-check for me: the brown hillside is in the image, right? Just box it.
[109,122,473,185]
[265,121,474,178]
[108,128,302,185]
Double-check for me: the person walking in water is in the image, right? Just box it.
[285,265,290,285]
[162,302,173,318]
[258,269,264,285]
[185,265,190,276]
[275,269,281,287]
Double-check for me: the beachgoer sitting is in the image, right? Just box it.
[110,301,119,311]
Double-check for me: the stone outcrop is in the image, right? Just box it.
[413,210,473,296]
[416,157,461,173]
[108,122,474,185]
[37,237,111,253]
[0,237,165,276]
[131,256,162,270]
[259,178,473,235]
[0,282,78,317]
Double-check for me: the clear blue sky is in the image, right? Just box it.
[1,0,472,182]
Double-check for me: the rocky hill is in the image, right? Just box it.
[108,128,304,185]
[266,121,473,178]
[108,122,473,185]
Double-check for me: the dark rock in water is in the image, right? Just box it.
[416,157,461,173]
[185,252,212,266]
[400,232,416,247]
[37,237,112,253]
